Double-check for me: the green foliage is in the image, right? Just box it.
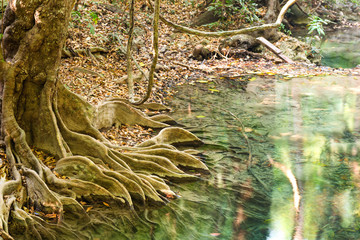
[70,10,99,34]
[87,11,99,34]
[71,10,82,20]
[207,0,259,23]
[89,11,99,24]
[307,15,330,37]
[278,23,292,36]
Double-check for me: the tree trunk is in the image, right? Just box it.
[262,0,281,41]
[0,1,208,238]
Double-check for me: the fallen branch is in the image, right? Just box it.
[72,67,104,78]
[62,47,108,58]
[147,0,297,37]
[173,61,211,73]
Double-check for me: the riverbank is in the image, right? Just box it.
[55,1,360,147]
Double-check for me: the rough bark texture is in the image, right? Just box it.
[257,0,281,41]
[0,1,208,239]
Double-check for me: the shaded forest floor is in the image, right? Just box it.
[57,0,360,146]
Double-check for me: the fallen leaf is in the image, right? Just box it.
[44,213,57,219]
[86,206,93,212]
[208,88,219,92]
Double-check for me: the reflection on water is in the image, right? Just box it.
[321,28,360,68]
[133,75,360,240]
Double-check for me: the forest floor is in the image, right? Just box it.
[57,0,360,147]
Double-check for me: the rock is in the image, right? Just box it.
[190,9,220,26]
[192,44,211,61]
[155,64,170,72]
[220,34,261,52]
[275,33,321,64]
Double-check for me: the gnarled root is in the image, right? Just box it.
[93,100,169,129]
[1,83,208,238]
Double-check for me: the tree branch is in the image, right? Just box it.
[147,0,297,37]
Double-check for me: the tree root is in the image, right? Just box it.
[137,127,204,147]
[0,82,208,238]
[0,2,208,238]
[93,100,169,129]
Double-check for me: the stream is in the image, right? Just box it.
[293,26,360,69]
[124,74,360,240]
[93,28,360,239]
[321,27,360,68]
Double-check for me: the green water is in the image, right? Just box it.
[321,28,360,68]
[75,75,360,240]
[128,75,360,240]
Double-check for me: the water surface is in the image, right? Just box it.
[138,75,360,240]
[321,27,360,68]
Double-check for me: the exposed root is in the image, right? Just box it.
[1,73,207,238]
[54,156,132,206]
[130,148,209,172]
[93,100,169,129]
[0,2,208,237]
[137,127,204,147]
[148,114,177,125]
[22,169,62,217]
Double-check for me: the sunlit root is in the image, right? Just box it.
[104,98,171,112]
[93,100,168,129]
[137,127,203,147]
[117,171,165,205]
[54,156,132,206]
[122,152,184,173]
[149,114,177,125]
[22,169,63,216]
[59,196,91,225]
[110,151,198,181]
[137,174,177,198]
[9,206,59,240]
[102,170,146,203]
[112,144,177,151]
[57,86,108,142]
[131,148,209,172]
